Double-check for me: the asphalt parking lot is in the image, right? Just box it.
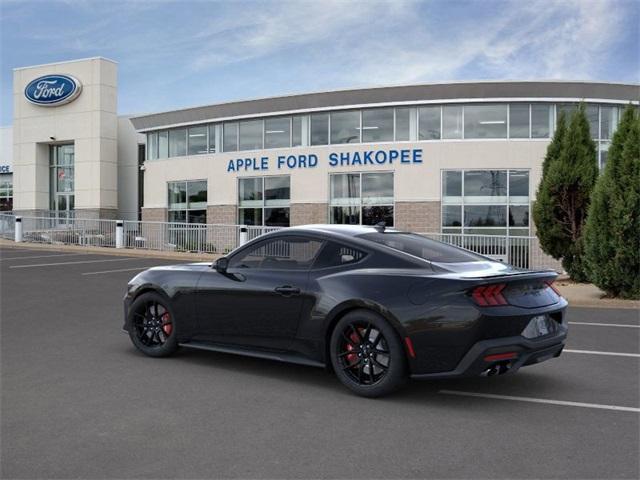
[1,245,638,479]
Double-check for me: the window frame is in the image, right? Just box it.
[237,175,291,227]
[328,171,395,226]
[227,234,325,271]
[167,179,208,224]
[440,169,530,237]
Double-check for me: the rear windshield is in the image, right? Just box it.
[358,232,485,263]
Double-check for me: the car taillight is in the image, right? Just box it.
[471,284,508,306]
[545,280,562,297]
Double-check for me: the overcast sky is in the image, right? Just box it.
[1,0,638,125]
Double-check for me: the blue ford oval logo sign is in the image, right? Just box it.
[24,74,82,106]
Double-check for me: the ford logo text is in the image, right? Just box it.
[24,75,82,106]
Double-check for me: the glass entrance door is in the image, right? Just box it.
[50,144,75,222]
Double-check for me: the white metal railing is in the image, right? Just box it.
[2,214,561,271]
[19,216,118,247]
[418,232,562,272]
[122,220,246,254]
[0,213,15,240]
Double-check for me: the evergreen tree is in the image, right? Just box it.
[533,112,567,260]
[533,104,598,281]
[584,106,640,298]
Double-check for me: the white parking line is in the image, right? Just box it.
[563,349,640,358]
[82,266,160,275]
[569,322,640,328]
[438,390,640,413]
[1,253,87,261]
[10,258,136,268]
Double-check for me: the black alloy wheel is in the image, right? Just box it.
[338,321,391,385]
[330,310,407,397]
[127,292,178,357]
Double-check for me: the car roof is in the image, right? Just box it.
[274,224,400,238]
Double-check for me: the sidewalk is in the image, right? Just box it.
[0,238,221,262]
[555,279,640,310]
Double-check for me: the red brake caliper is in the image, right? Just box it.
[345,330,362,365]
[161,312,172,335]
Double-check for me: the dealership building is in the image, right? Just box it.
[5,57,639,238]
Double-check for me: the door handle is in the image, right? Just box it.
[274,285,301,296]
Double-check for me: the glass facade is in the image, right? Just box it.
[238,176,290,227]
[442,169,530,236]
[330,110,360,144]
[362,108,394,143]
[419,106,440,140]
[464,104,507,139]
[144,103,623,172]
[0,173,12,211]
[330,172,394,226]
[49,144,75,218]
[168,180,207,223]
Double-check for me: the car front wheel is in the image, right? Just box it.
[127,292,178,357]
[330,310,408,397]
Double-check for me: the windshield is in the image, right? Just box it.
[358,232,486,263]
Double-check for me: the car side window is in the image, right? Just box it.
[228,236,324,270]
[313,241,367,269]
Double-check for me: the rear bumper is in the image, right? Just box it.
[410,331,566,379]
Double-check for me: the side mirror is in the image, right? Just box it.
[214,257,229,273]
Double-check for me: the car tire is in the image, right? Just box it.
[330,309,408,397]
[127,292,179,358]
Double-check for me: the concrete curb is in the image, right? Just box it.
[0,238,222,262]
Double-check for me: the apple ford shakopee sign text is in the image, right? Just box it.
[24,75,82,106]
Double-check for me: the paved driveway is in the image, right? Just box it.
[1,245,638,479]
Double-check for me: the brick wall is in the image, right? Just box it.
[207,205,236,224]
[290,203,328,226]
[141,208,167,223]
[395,201,441,233]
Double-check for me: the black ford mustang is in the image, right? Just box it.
[123,224,568,397]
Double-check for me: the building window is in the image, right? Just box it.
[239,119,263,151]
[265,117,291,149]
[509,104,530,139]
[208,124,217,153]
[147,132,158,160]
[464,104,507,139]
[419,106,441,140]
[223,122,239,152]
[362,108,394,143]
[531,104,552,138]
[187,126,208,155]
[442,105,463,139]
[50,144,75,218]
[600,106,619,140]
[330,172,394,226]
[585,104,599,140]
[238,176,290,227]
[168,180,207,223]
[330,110,360,144]
[395,107,411,141]
[158,131,168,159]
[442,169,529,236]
[310,113,329,146]
[0,173,12,211]
[292,116,303,147]
[168,128,187,157]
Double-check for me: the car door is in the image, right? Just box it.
[195,235,324,351]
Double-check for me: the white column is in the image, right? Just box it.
[14,216,23,243]
[116,220,124,248]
